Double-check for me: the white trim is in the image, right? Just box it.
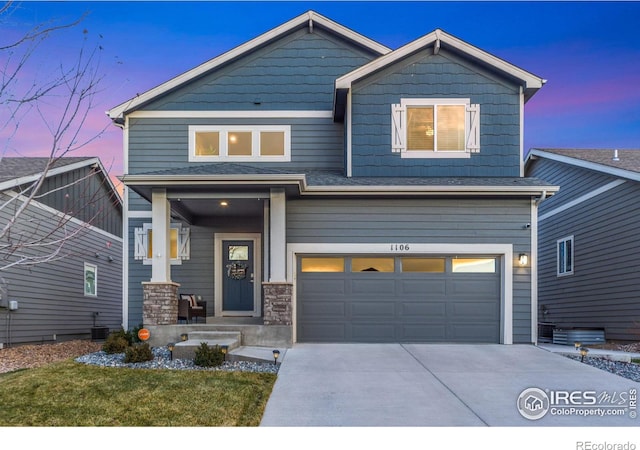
[84,262,98,297]
[530,198,538,344]
[557,235,574,277]
[519,87,525,177]
[335,28,543,93]
[269,188,287,282]
[539,179,626,222]
[150,189,171,282]
[128,210,152,219]
[122,187,129,330]
[401,152,470,159]
[107,11,390,119]
[346,89,352,177]
[286,242,514,344]
[214,233,262,317]
[127,110,333,119]
[188,125,291,162]
[3,190,123,243]
[527,149,640,183]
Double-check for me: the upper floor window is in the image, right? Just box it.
[391,98,480,158]
[189,125,291,162]
[557,235,574,276]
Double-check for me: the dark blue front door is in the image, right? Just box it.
[222,240,254,312]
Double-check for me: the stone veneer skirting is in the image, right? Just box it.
[142,281,181,325]
[263,282,293,326]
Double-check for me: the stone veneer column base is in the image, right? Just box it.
[263,282,293,326]
[142,281,181,325]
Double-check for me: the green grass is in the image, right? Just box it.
[0,360,276,426]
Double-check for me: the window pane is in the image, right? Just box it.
[437,105,465,151]
[407,107,434,151]
[452,258,496,273]
[558,242,566,273]
[260,131,285,156]
[565,239,572,271]
[147,229,179,259]
[228,132,252,156]
[401,257,445,273]
[195,132,219,156]
[301,257,344,273]
[351,257,395,272]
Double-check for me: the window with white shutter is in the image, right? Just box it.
[391,98,480,158]
[133,223,190,265]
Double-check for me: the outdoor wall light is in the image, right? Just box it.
[519,253,528,266]
[580,347,589,362]
[180,333,188,341]
[167,343,175,360]
[273,349,281,365]
[574,341,582,351]
[221,345,228,362]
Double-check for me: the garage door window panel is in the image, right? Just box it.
[301,257,345,273]
[401,257,445,273]
[452,258,496,273]
[351,257,394,272]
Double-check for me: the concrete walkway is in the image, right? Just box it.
[260,344,639,427]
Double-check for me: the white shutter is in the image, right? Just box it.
[134,227,147,260]
[391,103,406,153]
[466,103,480,153]
[179,227,190,260]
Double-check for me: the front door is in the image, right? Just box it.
[222,240,255,313]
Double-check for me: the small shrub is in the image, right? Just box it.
[102,332,129,354]
[124,343,154,363]
[128,323,144,344]
[193,342,225,367]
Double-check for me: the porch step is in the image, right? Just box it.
[172,331,242,361]
[227,346,288,365]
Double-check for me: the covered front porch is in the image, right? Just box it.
[124,173,301,347]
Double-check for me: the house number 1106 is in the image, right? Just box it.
[391,244,410,251]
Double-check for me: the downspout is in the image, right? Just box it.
[531,189,548,345]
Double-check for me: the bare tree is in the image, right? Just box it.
[0,1,114,270]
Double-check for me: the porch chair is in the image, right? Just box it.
[177,294,207,323]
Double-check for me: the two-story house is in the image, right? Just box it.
[107,11,557,346]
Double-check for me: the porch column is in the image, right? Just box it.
[142,188,178,326]
[151,188,171,283]
[269,187,286,282]
[264,188,292,326]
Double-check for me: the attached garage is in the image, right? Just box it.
[296,255,501,343]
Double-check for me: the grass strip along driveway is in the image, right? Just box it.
[0,360,276,426]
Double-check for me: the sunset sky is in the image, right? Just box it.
[3,1,640,185]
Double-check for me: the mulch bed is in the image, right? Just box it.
[0,340,103,374]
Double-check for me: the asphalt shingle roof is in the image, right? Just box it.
[532,148,640,174]
[0,157,95,183]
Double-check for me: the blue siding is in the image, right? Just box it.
[145,28,377,112]
[287,198,533,343]
[128,117,344,174]
[350,50,522,177]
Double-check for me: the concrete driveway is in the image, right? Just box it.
[260,344,639,426]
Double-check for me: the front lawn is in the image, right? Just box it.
[0,360,276,426]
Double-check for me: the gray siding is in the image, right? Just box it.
[0,195,122,346]
[128,117,344,174]
[39,165,122,237]
[527,158,640,341]
[351,50,522,177]
[145,28,377,112]
[287,198,534,343]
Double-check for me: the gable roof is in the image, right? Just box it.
[0,157,122,206]
[335,28,545,102]
[106,10,391,121]
[526,148,640,182]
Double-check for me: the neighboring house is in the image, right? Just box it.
[108,11,557,345]
[0,157,123,347]
[525,148,640,342]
